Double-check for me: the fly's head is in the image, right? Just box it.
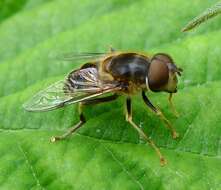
[147,53,183,93]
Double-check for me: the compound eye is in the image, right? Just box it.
[152,53,174,64]
[152,53,183,77]
[148,57,169,91]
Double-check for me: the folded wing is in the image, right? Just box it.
[23,67,121,112]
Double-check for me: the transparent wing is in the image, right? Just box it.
[57,52,109,61]
[23,68,121,112]
[23,81,74,112]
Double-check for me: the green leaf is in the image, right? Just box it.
[0,0,221,189]
[0,0,53,23]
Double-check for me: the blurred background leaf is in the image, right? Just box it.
[0,0,53,23]
[0,0,221,189]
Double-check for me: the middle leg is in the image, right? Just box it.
[125,97,167,166]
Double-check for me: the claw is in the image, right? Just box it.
[160,157,167,166]
[50,136,57,143]
[172,131,179,139]
[50,136,62,143]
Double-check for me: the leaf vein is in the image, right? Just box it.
[17,143,45,190]
[102,143,145,190]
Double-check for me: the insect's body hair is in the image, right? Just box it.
[99,52,150,94]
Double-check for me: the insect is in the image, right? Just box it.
[23,48,183,166]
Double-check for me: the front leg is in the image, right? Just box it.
[142,91,179,139]
[125,97,167,166]
[168,93,179,118]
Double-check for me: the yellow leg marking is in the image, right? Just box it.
[127,116,167,166]
[50,121,84,142]
[168,93,180,118]
[156,109,179,139]
[50,103,85,142]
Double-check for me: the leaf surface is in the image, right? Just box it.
[0,0,221,189]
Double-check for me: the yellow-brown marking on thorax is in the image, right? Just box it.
[98,52,150,82]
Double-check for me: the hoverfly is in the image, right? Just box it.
[23,48,183,166]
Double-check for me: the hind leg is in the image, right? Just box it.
[51,94,119,142]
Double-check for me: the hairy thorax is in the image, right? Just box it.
[99,53,150,94]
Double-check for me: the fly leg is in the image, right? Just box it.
[50,103,86,142]
[50,94,119,142]
[168,93,179,118]
[125,97,167,166]
[142,91,179,139]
